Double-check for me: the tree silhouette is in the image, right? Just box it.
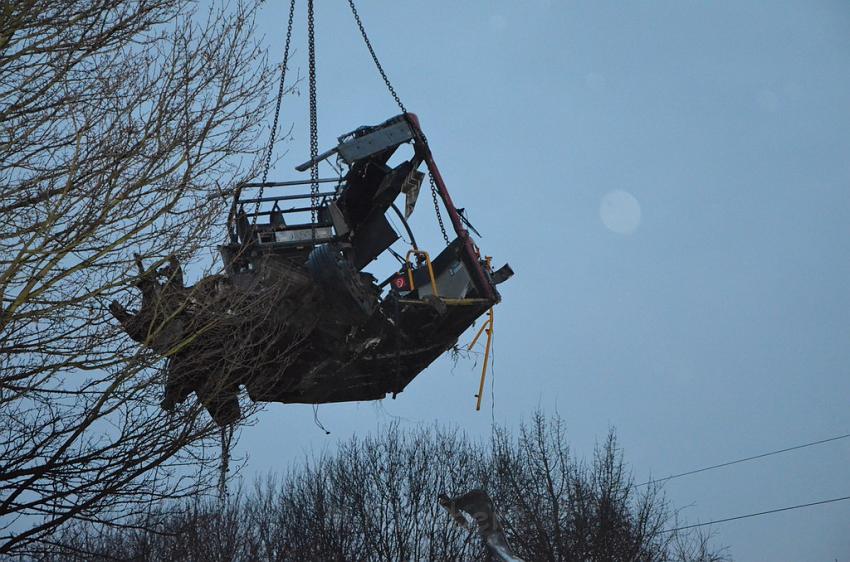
[0,0,276,554]
[41,415,729,561]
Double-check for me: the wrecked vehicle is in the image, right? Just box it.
[110,114,512,425]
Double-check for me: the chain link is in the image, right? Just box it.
[346,1,451,244]
[347,0,406,115]
[253,0,296,227]
[429,172,450,245]
[307,0,319,231]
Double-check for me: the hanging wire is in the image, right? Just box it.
[312,404,331,435]
[387,247,407,266]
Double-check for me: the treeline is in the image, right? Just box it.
[40,414,728,561]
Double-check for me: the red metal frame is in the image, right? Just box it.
[405,113,497,302]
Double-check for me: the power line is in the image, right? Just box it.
[638,432,850,487]
[664,494,850,533]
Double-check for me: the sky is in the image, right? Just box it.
[230,2,850,560]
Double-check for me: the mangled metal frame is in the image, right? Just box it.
[111,114,512,425]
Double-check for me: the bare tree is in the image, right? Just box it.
[0,0,279,555]
[486,414,717,561]
[40,416,729,561]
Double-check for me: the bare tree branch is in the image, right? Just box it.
[0,0,282,555]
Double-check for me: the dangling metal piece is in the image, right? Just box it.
[218,425,234,503]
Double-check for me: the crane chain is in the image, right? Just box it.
[253,0,296,227]
[307,0,319,230]
[411,127,451,246]
[346,0,406,115]
[347,0,452,245]
[429,173,450,245]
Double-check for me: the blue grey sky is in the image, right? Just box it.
[233,2,850,559]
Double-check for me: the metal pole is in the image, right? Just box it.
[475,307,494,411]
[405,113,496,302]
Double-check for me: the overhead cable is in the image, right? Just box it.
[638,432,850,487]
[664,494,850,533]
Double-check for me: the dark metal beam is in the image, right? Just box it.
[237,191,337,204]
[240,178,342,188]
